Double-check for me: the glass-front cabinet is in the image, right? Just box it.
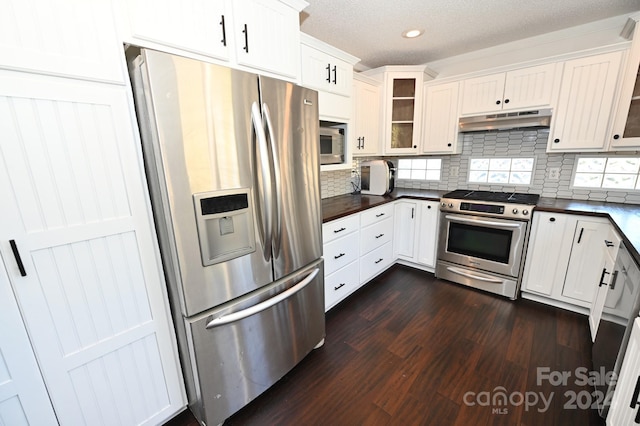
[610,14,640,150]
[364,66,432,155]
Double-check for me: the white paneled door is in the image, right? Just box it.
[0,256,58,425]
[0,70,185,425]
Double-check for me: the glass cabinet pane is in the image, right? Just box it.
[623,67,640,138]
[391,123,414,148]
[392,79,416,97]
[392,99,415,121]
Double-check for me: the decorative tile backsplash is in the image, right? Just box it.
[320,129,640,204]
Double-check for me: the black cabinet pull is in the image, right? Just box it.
[613,134,620,140]
[326,64,331,82]
[447,143,452,147]
[427,205,431,209]
[333,227,346,234]
[242,24,249,52]
[361,136,365,149]
[374,258,384,264]
[334,253,345,259]
[577,227,584,244]
[496,100,501,105]
[549,217,556,222]
[605,239,615,247]
[630,374,640,423]
[610,270,619,290]
[599,268,610,287]
[9,240,26,277]
[375,233,384,239]
[554,138,560,143]
[334,283,346,291]
[504,99,510,104]
[376,213,385,217]
[220,15,227,46]
[332,65,337,84]
[411,208,414,219]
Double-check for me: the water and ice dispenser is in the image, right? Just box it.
[193,189,256,266]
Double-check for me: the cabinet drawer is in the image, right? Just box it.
[360,204,394,227]
[322,214,359,244]
[324,232,359,275]
[324,260,360,311]
[360,217,393,255]
[360,241,393,284]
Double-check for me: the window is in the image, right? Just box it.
[468,157,535,185]
[572,157,640,190]
[397,158,442,180]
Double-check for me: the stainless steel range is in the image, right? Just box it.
[436,189,540,299]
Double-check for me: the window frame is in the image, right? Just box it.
[466,156,537,186]
[570,155,640,192]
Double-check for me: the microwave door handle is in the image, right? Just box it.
[251,102,273,261]
[205,268,320,328]
[262,103,282,257]
[444,215,522,229]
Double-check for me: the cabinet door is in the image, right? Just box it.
[122,0,229,61]
[609,15,640,150]
[549,51,623,152]
[460,73,506,115]
[502,63,560,111]
[384,73,424,154]
[608,318,640,425]
[352,78,381,156]
[0,258,57,426]
[393,201,417,260]
[0,0,123,82]
[589,233,620,341]
[231,0,300,79]
[416,201,439,268]
[0,72,185,425]
[301,44,352,97]
[562,220,612,304]
[422,81,460,154]
[521,212,575,296]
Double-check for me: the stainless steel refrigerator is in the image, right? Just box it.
[128,48,325,426]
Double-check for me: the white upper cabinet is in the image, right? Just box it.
[548,50,624,152]
[0,71,185,425]
[118,0,306,80]
[0,0,124,82]
[121,0,230,61]
[460,63,560,115]
[422,81,461,154]
[609,13,640,150]
[352,74,381,156]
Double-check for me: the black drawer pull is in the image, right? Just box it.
[375,213,385,217]
[577,227,584,244]
[549,217,556,222]
[242,24,249,52]
[610,270,619,290]
[334,253,345,259]
[599,268,610,287]
[9,240,26,277]
[374,258,384,264]
[333,227,346,233]
[334,283,346,291]
[630,374,640,423]
[605,239,615,247]
[375,233,384,239]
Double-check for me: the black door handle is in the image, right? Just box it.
[326,64,331,83]
[631,374,640,422]
[599,268,610,287]
[9,240,27,277]
[577,227,584,244]
[242,24,249,52]
[332,65,337,84]
[220,15,227,46]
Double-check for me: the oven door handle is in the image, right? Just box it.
[444,215,522,229]
[446,266,504,283]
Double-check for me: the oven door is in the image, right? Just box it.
[438,212,527,277]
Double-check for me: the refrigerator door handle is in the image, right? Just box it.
[262,103,282,258]
[251,101,273,261]
[205,268,320,329]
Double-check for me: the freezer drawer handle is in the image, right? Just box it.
[446,266,503,283]
[205,268,320,329]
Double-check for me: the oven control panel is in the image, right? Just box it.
[440,199,533,220]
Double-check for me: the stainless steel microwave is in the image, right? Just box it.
[319,127,344,165]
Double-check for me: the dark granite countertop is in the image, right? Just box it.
[321,191,640,265]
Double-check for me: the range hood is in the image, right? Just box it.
[458,108,552,132]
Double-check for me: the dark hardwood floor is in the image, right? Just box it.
[167,265,605,426]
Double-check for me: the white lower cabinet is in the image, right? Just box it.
[324,231,359,276]
[324,261,360,311]
[393,200,439,268]
[0,71,185,425]
[589,227,622,340]
[360,242,393,283]
[608,318,640,425]
[522,211,615,311]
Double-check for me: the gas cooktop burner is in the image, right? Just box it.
[442,190,540,205]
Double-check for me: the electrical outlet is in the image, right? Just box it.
[450,166,459,178]
[549,167,560,181]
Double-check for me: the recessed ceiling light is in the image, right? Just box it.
[402,29,424,39]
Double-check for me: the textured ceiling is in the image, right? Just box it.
[299,0,640,69]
